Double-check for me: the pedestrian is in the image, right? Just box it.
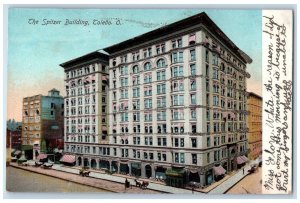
[124,178,128,191]
[243,168,245,174]
[192,187,194,194]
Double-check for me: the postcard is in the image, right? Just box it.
[4,7,294,196]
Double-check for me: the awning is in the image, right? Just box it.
[166,168,186,177]
[241,155,249,162]
[213,165,226,176]
[236,156,246,165]
[60,154,76,163]
[37,154,48,160]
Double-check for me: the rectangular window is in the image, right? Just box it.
[190,64,196,76]
[191,138,197,148]
[190,49,196,61]
[192,154,197,164]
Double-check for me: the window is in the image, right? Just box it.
[144,62,152,71]
[172,109,184,120]
[191,94,196,105]
[144,86,152,96]
[156,70,166,81]
[121,113,128,122]
[172,38,182,49]
[180,153,185,163]
[144,112,152,121]
[120,66,128,75]
[132,65,139,74]
[172,81,184,92]
[207,137,211,147]
[213,95,219,106]
[171,52,183,63]
[157,124,167,134]
[132,75,140,86]
[189,34,196,45]
[133,88,140,98]
[144,99,152,109]
[190,80,196,90]
[213,68,219,79]
[191,109,196,119]
[156,44,165,55]
[157,58,166,68]
[172,95,184,106]
[192,154,197,164]
[157,96,166,108]
[190,49,196,61]
[120,77,128,87]
[191,124,197,133]
[212,54,218,65]
[172,66,184,77]
[207,153,210,163]
[157,84,166,94]
[157,111,166,121]
[191,138,197,148]
[144,73,152,83]
[132,52,140,61]
[133,112,140,121]
[190,64,196,76]
[143,47,152,58]
[180,138,184,147]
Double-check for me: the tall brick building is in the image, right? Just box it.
[22,89,64,159]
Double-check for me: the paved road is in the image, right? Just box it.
[226,167,262,194]
[6,166,108,192]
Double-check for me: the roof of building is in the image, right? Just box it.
[60,50,109,68]
[103,12,252,64]
[49,88,59,92]
[248,92,262,99]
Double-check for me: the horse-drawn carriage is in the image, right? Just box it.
[79,169,90,177]
[134,179,149,189]
[248,164,258,174]
[42,163,53,169]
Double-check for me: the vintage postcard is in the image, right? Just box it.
[3,6,294,197]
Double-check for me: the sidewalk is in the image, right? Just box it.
[53,163,203,194]
[208,164,252,194]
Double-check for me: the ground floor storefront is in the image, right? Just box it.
[69,155,247,189]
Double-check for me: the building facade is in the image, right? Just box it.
[61,12,252,188]
[103,12,252,187]
[247,92,262,160]
[60,52,109,166]
[22,89,64,159]
[7,126,22,150]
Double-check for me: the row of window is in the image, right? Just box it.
[66,65,107,79]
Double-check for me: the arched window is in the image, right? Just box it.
[144,62,152,71]
[78,79,82,85]
[157,58,166,68]
[132,65,139,74]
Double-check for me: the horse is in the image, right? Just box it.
[141,181,149,189]
[134,179,142,187]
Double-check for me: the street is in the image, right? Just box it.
[6,166,108,192]
[226,166,262,194]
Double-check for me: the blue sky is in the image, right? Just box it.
[7,8,262,120]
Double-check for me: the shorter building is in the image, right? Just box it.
[22,89,64,160]
[247,92,262,160]
[7,125,22,150]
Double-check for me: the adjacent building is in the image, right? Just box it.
[22,89,64,159]
[59,52,109,166]
[61,12,252,188]
[247,92,262,160]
